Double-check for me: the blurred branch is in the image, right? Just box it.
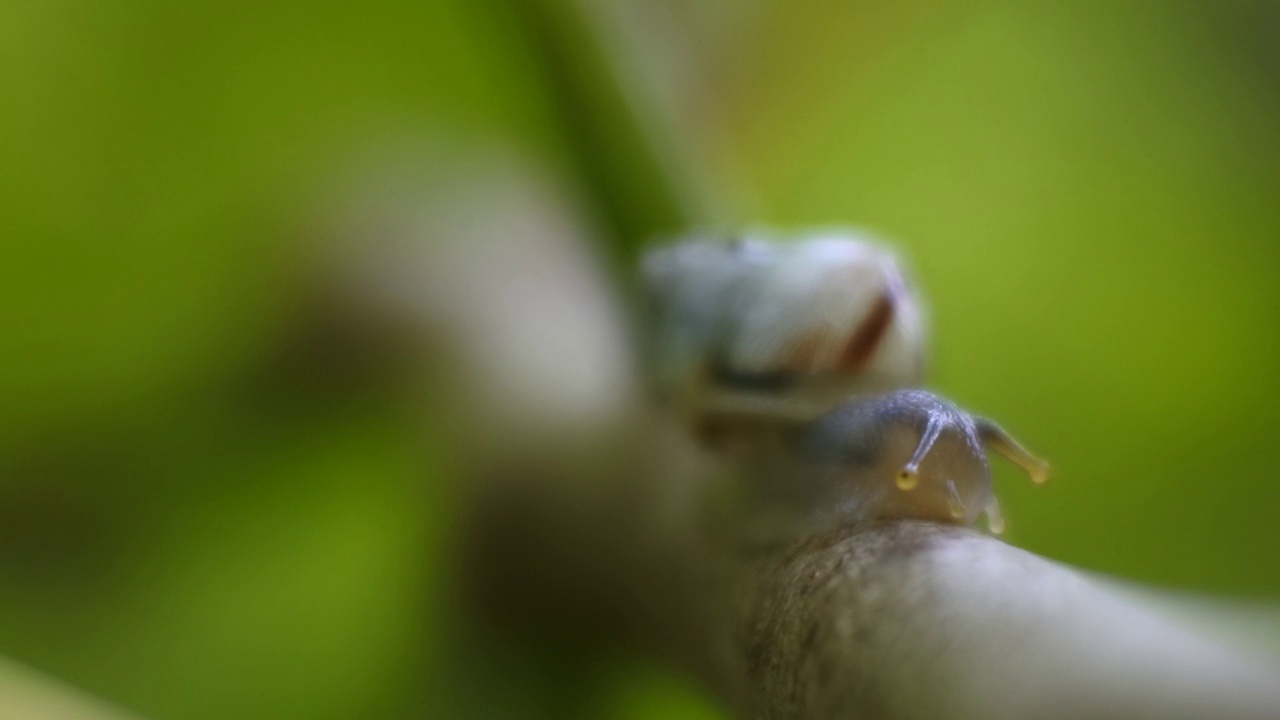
[0,656,142,720]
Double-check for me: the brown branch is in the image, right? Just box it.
[737,521,1280,719]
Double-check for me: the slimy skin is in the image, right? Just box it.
[761,390,1048,532]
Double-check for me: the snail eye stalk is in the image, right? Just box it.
[976,419,1050,485]
[895,409,945,491]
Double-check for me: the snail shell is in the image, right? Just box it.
[642,230,926,422]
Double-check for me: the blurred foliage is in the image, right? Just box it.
[1,0,1279,719]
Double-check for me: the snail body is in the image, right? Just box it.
[753,389,1047,533]
[641,231,1047,534]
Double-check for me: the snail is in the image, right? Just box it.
[641,230,1047,533]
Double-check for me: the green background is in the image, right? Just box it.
[2,1,1278,718]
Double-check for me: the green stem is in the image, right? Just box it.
[508,0,696,262]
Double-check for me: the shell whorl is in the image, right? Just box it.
[642,230,927,414]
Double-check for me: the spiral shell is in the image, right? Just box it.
[642,230,927,420]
